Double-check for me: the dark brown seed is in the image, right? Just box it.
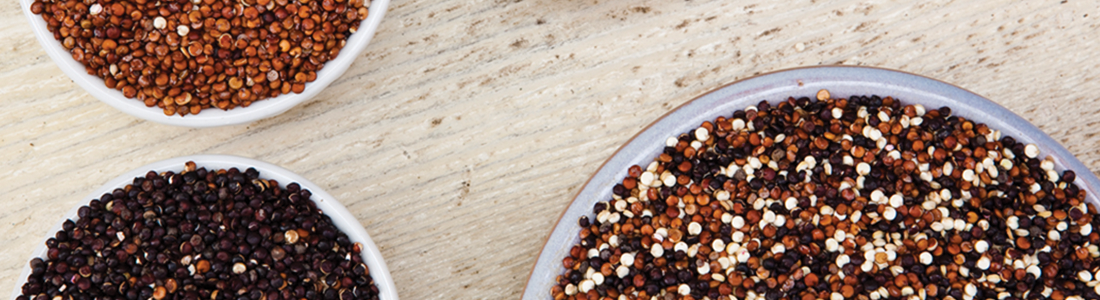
[18,162,379,300]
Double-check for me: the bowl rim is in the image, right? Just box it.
[9,154,399,300]
[520,65,1100,299]
[19,0,390,128]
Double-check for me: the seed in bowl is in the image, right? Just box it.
[16,162,380,300]
[29,0,369,116]
[552,91,1098,300]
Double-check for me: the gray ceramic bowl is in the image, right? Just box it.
[521,66,1100,299]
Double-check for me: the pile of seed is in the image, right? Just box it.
[29,0,369,116]
[17,162,380,300]
[551,90,1100,300]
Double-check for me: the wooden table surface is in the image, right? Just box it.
[2,0,1099,298]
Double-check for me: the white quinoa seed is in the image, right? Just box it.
[639,171,654,186]
[613,200,627,212]
[987,274,1001,284]
[591,272,605,285]
[1079,270,1093,282]
[785,197,798,210]
[675,242,688,253]
[564,284,577,295]
[712,239,726,253]
[771,243,786,254]
[697,263,710,275]
[889,194,904,208]
[920,252,933,265]
[962,169,975,182]
[731,118,745,131]
[650,244,664,258]
[661,171,676,187]
[154,16,167,29]
[598,208,616,223]
[883,207,897,221]
[975,240,989,253]
[687,222,702,235]
[1027,265,1042,278]
[712,273,726,283]
[232,262,247,274]
[89,3,102,14]
[715,190,730,201]
[736,248,751,262]
[695,127,709,141]
[762,210,776,224]
[1025,144,1040,158]
[615,265,630,278]
[857,162,871,176]
[868,127,882,141]
[825,238,839,252]
[579,279,594,293]
[731,216,745,229]
[678,284,691,296]
[836,254,850,267]
[665,137,678,147]
[870,190,885,203]
[619,253,634,266]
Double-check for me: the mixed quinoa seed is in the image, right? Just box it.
[552,90,1099,300]
[18,162,379,300]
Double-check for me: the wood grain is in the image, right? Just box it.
[2,0,1099,298]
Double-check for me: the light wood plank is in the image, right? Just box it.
[2,0,1099,298]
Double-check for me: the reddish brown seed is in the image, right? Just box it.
[804,273,819,287]
[30,0,368,115]
[30,1,44,14]
[562,256,575,269]
[195,259,210,273]
[101,39,117,50]
[152,286,166,300]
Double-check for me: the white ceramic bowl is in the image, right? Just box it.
[522,66,1100,299]
[19,0,389,127]
[10,155,399,300]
